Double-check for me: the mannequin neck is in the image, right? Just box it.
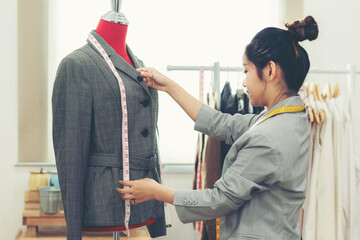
[95,19,134,67]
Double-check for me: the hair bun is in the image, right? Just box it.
[286,16,319,42]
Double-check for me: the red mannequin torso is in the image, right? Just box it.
[83,19,156,233]
[95,19,135,68]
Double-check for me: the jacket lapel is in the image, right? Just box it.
[87,30,151,99]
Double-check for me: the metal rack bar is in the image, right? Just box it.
[167,64,360,74]
[167,63,244,108]
[167,62,359,112]
[167,65,243,72]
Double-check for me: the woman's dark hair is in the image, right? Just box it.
[245,16,319,92]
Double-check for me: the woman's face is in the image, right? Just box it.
[242,54,266,107]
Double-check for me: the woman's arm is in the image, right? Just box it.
[137,67,203,122]
[137,67,258,143]
[116,131,280,223]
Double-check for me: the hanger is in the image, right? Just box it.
[308,83,320,124]
[311,83,319,101]
[310,83,326,123]
[304,82,311,96]
[315,83,326,122]
[313,83,325,102]
[322,83,332,101]
[312,107,321,124]
[302,83,314,123]
[332,83,341,98]
[307,106,314,123]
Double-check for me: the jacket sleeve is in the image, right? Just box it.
[173,131,281,223]
[52,56,92,239]
[194,104,259,144]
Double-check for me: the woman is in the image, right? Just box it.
[117,16,318,239]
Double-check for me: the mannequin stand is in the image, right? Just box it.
[113,231,120,240]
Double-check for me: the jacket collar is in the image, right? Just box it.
[87,30,151,98]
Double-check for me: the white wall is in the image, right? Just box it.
[0,0,22,238]
[0,2,58,239]
[303,0,360,138]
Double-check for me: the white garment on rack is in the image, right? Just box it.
[328,98,343,240]
[316,100,336,240]
[355,135,360,240]
[302,95,321,240]
[355,126,360,240]
[298,86,313,232]
[341,97,359,240]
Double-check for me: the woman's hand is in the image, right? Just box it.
[137,67,203,122]
[116,178,175,205]
[137,67,172,92]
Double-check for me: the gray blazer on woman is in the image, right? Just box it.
[52,31,166,239]
[174,96,310,240]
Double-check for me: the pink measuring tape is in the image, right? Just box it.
[195,68,205,236]
[88,34,131,238]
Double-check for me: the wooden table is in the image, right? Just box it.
[21,191,151,239]
[22,209,66,237]
[15,227,151,240]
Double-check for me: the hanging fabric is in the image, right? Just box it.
[194,68,205,238]
[201,92,222,240]
[193,70,223,240]
[300,81,360,240]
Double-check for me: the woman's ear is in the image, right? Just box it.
[263,61,277,82]
[268,61,278,81]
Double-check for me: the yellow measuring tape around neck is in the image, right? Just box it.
[249,105,305,131]
[215,105,305,240]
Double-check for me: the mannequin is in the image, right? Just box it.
[82,11,156,234]
[52,3,166,238]
[95,19,134,68]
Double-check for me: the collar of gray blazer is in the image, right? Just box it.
[87,30,152,99]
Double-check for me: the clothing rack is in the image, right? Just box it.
[167,63,243,108]
[167,62,360,113]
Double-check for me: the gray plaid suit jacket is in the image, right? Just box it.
[52,31,166,239]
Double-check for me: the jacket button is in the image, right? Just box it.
[141,129,149,137]
[141,99,150,107]
[193,200,198,205]
[137,76,143,82]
